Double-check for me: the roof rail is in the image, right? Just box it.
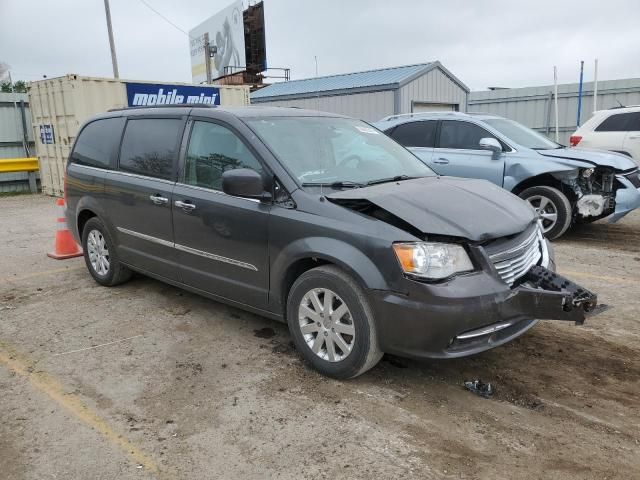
[379,111,464,122]
[107,104,217,112]
[608,104,640,110]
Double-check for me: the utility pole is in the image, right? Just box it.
[593,58,599,113]
[576,60,584,128]
[553,66,559,143]
[103,0,119,78]
[204,32,213,84]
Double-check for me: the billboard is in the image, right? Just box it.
[189,0,245,83]
[125,83,221,107]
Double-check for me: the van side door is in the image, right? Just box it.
[103,116,186,280]
[172,118,270,309]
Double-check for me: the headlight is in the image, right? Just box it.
[392,242,474,280]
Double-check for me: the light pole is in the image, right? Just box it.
[103,0,119,78]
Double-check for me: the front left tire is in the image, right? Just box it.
[286,265,383,379]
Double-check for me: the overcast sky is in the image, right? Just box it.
[2,0,639,91]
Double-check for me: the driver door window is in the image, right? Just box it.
[439,121,498,150]
[434,120,505,186]
[184,121,263,190]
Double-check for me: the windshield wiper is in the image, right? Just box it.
[366,175,417,186]
[301,181,365,189]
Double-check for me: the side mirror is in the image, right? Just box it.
[479,137,502,158]
[222,168,267,200]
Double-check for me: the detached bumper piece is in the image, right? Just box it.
[520,265,603,325]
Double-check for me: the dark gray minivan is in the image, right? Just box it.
[65,105,601,378]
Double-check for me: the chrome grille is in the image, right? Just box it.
[489,225,545,286]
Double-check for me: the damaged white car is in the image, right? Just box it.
[376,113,640,239]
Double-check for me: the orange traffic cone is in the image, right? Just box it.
[47,198,83,260]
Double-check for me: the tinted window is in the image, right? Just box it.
[439,120,498,150]
[119,118,183,179]
[595,113,635,132]
[389,121,437,147]
[184,121,263,190]
[71,118,124,168]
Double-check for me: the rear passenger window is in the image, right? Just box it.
[595,113,633,132]
[71,118,124,169]
[629,112,640,131]
[389,121,437,148]
[119,118,183,180]
[184,121,263,190]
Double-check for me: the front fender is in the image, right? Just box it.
[503,155,588,192]
[270,236,389,307]
[609,176,640,223]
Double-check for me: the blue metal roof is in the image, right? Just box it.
[252,63,436,100]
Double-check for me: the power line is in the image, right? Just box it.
[137,0,193,38]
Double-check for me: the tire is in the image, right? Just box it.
[519,186,572,240]
[81,217,132,287]
[286,265,383,379]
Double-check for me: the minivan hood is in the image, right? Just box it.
[537,148,637,170]
[327,177,535,242]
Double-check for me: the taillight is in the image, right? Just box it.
[569,135,582,147]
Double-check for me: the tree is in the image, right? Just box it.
[13,80,27,92]
[1,80,27,93]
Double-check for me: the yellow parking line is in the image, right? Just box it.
[0,341,164,478]
[3,265,84,283]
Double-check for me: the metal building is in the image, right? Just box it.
[0,92,35,193]
[251,61,469,122]
[468,78,640,146]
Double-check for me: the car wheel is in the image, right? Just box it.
[81,217,132,286]
[519,186,572,240]
[286,265,383,379]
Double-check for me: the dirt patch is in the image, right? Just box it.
[254,327,277,339]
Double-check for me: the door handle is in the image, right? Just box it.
[175,200,196,212]
[628,135,640,139]
[433,158,450,164]
[149,195,168,205]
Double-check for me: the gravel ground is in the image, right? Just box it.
[1,194,639,480]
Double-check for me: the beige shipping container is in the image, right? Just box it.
[28,74,251,196]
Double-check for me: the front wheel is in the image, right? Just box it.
[286,265,383,379]
[519,186,572,240]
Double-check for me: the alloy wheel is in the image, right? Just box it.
[298,288,355,362]
[526,195,558,234]
[87,229,110,276]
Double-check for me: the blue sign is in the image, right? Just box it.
[125,82,221,107]
[39,124,54,144]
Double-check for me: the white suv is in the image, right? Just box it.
[570,106,640,161]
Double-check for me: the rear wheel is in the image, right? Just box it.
[82,217,132,286]
[519,186,572,240]
[286,265,382,379]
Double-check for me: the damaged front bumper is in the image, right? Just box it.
[518,265,603,324]
[608,174,640,223]
[372,266,604,360]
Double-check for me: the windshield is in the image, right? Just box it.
[484,118,562,150]
[245,117,434,186]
